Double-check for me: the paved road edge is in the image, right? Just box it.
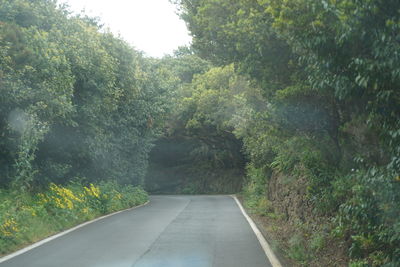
[232,195,283,267]
[0,201,150,264]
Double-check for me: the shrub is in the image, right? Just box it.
[288,233,310,265]
[243,163,270,214]
[0,182,148,255]
[332,168,400,265]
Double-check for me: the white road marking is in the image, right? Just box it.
[232,195,283,267]
[0,201,149,264]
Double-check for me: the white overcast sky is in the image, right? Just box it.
[61,0,191,57]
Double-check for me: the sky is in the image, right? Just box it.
[61,0,192,58]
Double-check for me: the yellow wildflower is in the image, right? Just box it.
[84,184,101,198]
[37,193,49,204]
[48,183,84,210]
[21,206,37,217]
[1,218,19,237]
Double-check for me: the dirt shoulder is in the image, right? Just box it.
[237,195,348,267]
[237,195,293,267]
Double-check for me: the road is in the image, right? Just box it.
[0,195,272,267]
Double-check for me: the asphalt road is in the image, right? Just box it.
[1,195,272,267]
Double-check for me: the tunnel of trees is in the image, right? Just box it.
[1,0,400,265]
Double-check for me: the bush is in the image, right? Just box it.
[243,163,271,215]
[0,181,148,255]
[288,233,310,264]
[332,168,400,266]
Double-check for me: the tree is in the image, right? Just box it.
[0,0,172,188]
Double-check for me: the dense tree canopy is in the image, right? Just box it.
[175,0,400,265]
[1,0,400,265]
[0,0,171,190]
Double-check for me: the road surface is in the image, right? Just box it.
[0,195,272,267]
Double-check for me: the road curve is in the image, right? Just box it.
[0,195,272,267]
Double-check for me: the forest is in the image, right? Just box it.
[1,0,400,266]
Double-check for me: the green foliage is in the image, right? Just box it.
[176,0,295,94]
[287,233,310,265]
[160,46,211,84]
[0,182,148,255]
[310,232,326,253]
[0,1,169,256]
[267,0,400,170]
[0,0,172,189]
[1,0,399,264]
[332,168,400,265]
[146,63,248,194]
[242,163,273,216]
[270,137,322,174]
[177,0,400,264]
[349,259,369,267]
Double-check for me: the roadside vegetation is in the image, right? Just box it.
[164,0,398,266]
[0,182,147,255]
[0,0,167,255]
[1,0,399,266]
